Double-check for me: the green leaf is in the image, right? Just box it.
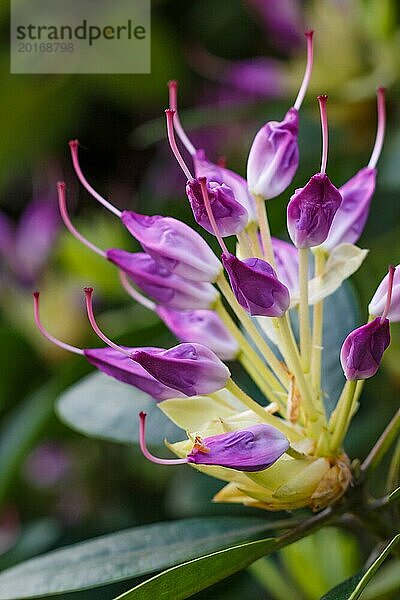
[0,517,284,599]
[113,536,280,600]
[56,372,180,446]
[320,534,400,600]
[0,383,55,504]
[387,486,400,504]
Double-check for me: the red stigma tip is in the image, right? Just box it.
[168,80,177,89]
[33,291,39,299]
[57,181,66,190]
[84,286,93,294]
[317,94,328,102]
[165,108,175,115]
[139,411,147,419]
[69,139,79,148]
[377,86,386,94]
[305,30,314,38]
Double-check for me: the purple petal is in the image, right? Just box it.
[107,250,218,310]
[187,424,289,471]
[340,318,390,380]
[287,173,342,248]
[131,343,231,396]
[120,211,221,282]
[247,107,299,200]
[186,179,248,237]
[193,150,256,220]
[222,252,290,317]
[84,346,185,401]
[324,167,376,250]
[156,306,239,360]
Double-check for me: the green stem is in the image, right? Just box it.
[329,380,357,451]
[216,299,285,404]
[216,273,290,389]
[247,221,263,258]
[254,194,276,266]
[298,247,311,372]
[310,249,326,393]
[386,438,400,495]
[225,379,301,439]
[277,316,321,429]
[361,408,400,474]
[236,230,252,258]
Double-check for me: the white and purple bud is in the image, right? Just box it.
[341,266,395,380]
[369,263,400,321]
[165,109,249,236]
[107,250,218,311]
[156,306,239,360]
[131,343,231,396]
[246,31,313,200]
[32,291,184,401]
[139,413,289,472]
[287,95,342,248]
[324,88,386,250]
[120,210,221,282]
[186,178,248,237]
[222,253,290,318]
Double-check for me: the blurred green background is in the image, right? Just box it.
[0,1,399,598]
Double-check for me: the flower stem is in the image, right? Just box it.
[328,380,357,451]
[216,273,290,389]
[298,247,311,372]
[361,408,400,474]
[310,249,327,416]
[215,299,286,408]
[386,438,400,495]
[247,221,264,258]
[254,195,276,267]
[225,380,301,439]
[277,316,321,429]
[236,230,252,259]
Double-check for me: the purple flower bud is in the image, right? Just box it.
[222,252,290,317]
[131,343,231,396]
[106,250,218,310]
[186,178,248,237]
[272,237,299,294]
[187,424,289,471]
[369,264,400,322]
[340,318,390,380]
[323,167,376,250]
[156,306,239,360]
[287,173,342,248]
[247,107,299,200]
[84,347,185,401]
[341,265,395,380]
[193,149,256,220]
[120,211,221,282]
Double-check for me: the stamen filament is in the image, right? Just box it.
[33,292,84,355]
[225,380,300,439]
[199,177,229,255]
[380,265,396,323]
[368,87,386,169]
[119,270,156,311]
[293,31,314,111]
[68,141,122,218]
[317,95,329,174]
[139,412,188,465]
[311,248,326,394]
[84,287,131,357]
[165,109,194,181]
[57,182,106,258]
[167,80,196,156]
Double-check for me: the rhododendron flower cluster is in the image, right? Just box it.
[33,33,397,512]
